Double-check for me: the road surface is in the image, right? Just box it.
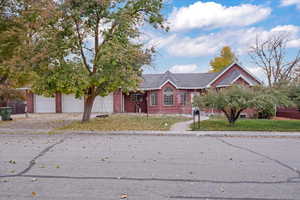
[1,133,300,200]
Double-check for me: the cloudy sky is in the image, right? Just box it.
[142,0,300,82]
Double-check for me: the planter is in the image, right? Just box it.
[0,107,13,121]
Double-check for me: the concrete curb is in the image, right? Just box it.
[1,128,300,138]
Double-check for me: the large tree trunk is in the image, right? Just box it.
[82,94,96,122]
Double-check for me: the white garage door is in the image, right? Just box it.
[62,94,113,113]
[62,95,84,113]
[92,95,113,113]
[35,95,56,113]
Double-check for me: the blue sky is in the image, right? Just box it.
[142,0,300,82]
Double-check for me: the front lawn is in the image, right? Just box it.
[191,118,300,132]
[60,114,190,131]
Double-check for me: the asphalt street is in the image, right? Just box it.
[0,133,300,200]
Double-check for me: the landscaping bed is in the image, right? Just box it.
[191,118,300,132]
[60,114,190,131]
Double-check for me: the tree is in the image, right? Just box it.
[249,34,300,87]
[0,0,36,106]
[193,85,292,126]
[31,0,166,122]
[210,46,237,72]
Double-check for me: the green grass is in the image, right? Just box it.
[191,119,300,132]
[60,114,190,131]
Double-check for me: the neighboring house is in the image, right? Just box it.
[24,62,261,114]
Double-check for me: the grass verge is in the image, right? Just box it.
[191,119,300,132]
[60,114,190,131]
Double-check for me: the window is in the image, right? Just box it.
[130,94,143,102]
[180,92,188,105]
[164,87,174,105]
[150,92,158,106]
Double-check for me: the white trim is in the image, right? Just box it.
[216,85,230,88]
[207,62,262,87]
[231,74,254,86]
[159,80,178,89]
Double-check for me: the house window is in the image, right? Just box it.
[164,87,174,105]
[130,94,143,102]
[180,92,188,105]
[150,92,158,106]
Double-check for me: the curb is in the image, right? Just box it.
[1,129,300,138]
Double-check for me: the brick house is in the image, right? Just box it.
[24,62,261,114]
[114,62,262,115]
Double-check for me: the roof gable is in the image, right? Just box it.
[207,62,262,87]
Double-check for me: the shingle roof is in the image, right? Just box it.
[140,70,220,89]
[140,62,261,90]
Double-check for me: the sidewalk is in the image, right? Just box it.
[170,116,209,131]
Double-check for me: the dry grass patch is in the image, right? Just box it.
[60,114,190,131]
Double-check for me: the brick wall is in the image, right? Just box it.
[26,90,34,113]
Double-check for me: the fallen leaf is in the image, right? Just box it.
[32,192,36,196]
[9,160,16,164]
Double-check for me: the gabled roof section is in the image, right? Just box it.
[207,62,262,87]
[139,62,261,90]
[140,70,220,90]
[216,72,257,87]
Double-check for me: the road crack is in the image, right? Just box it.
[216,138,300,179]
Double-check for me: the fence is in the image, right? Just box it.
[276,108,300,119]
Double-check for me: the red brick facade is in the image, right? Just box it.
[26,90,34,113]
[55,92,62,113]
[116,82,204,115]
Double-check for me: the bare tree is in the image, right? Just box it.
[249,33,300,87]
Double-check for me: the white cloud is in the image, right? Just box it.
[162,25,300,57]
[168,1,271,31]
[281,0,300,9]
[169,64,198,73]
[247,66,266,84]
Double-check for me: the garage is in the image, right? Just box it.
[35,95,56,113]
[62,94,113,113]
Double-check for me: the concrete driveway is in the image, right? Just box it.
[0,133,300,200]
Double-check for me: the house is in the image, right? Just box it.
[114,62,261,115]
[25,62,261,114]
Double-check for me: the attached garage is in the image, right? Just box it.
[35,95,56,113]
[28,92,114,114]
[62,94,113,113]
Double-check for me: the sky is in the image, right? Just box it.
[141,0,300,82]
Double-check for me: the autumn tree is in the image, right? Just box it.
[31,0,166,122]
[249,34,300,87]
[0,0,35,106]
[210,46,237,72]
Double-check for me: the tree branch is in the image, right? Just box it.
[73,17,91,73]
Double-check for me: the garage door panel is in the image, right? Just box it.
[35,95,56,113]
[62,95,84,113]
[92,95,113,113]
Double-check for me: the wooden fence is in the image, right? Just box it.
[276,108,300,119]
